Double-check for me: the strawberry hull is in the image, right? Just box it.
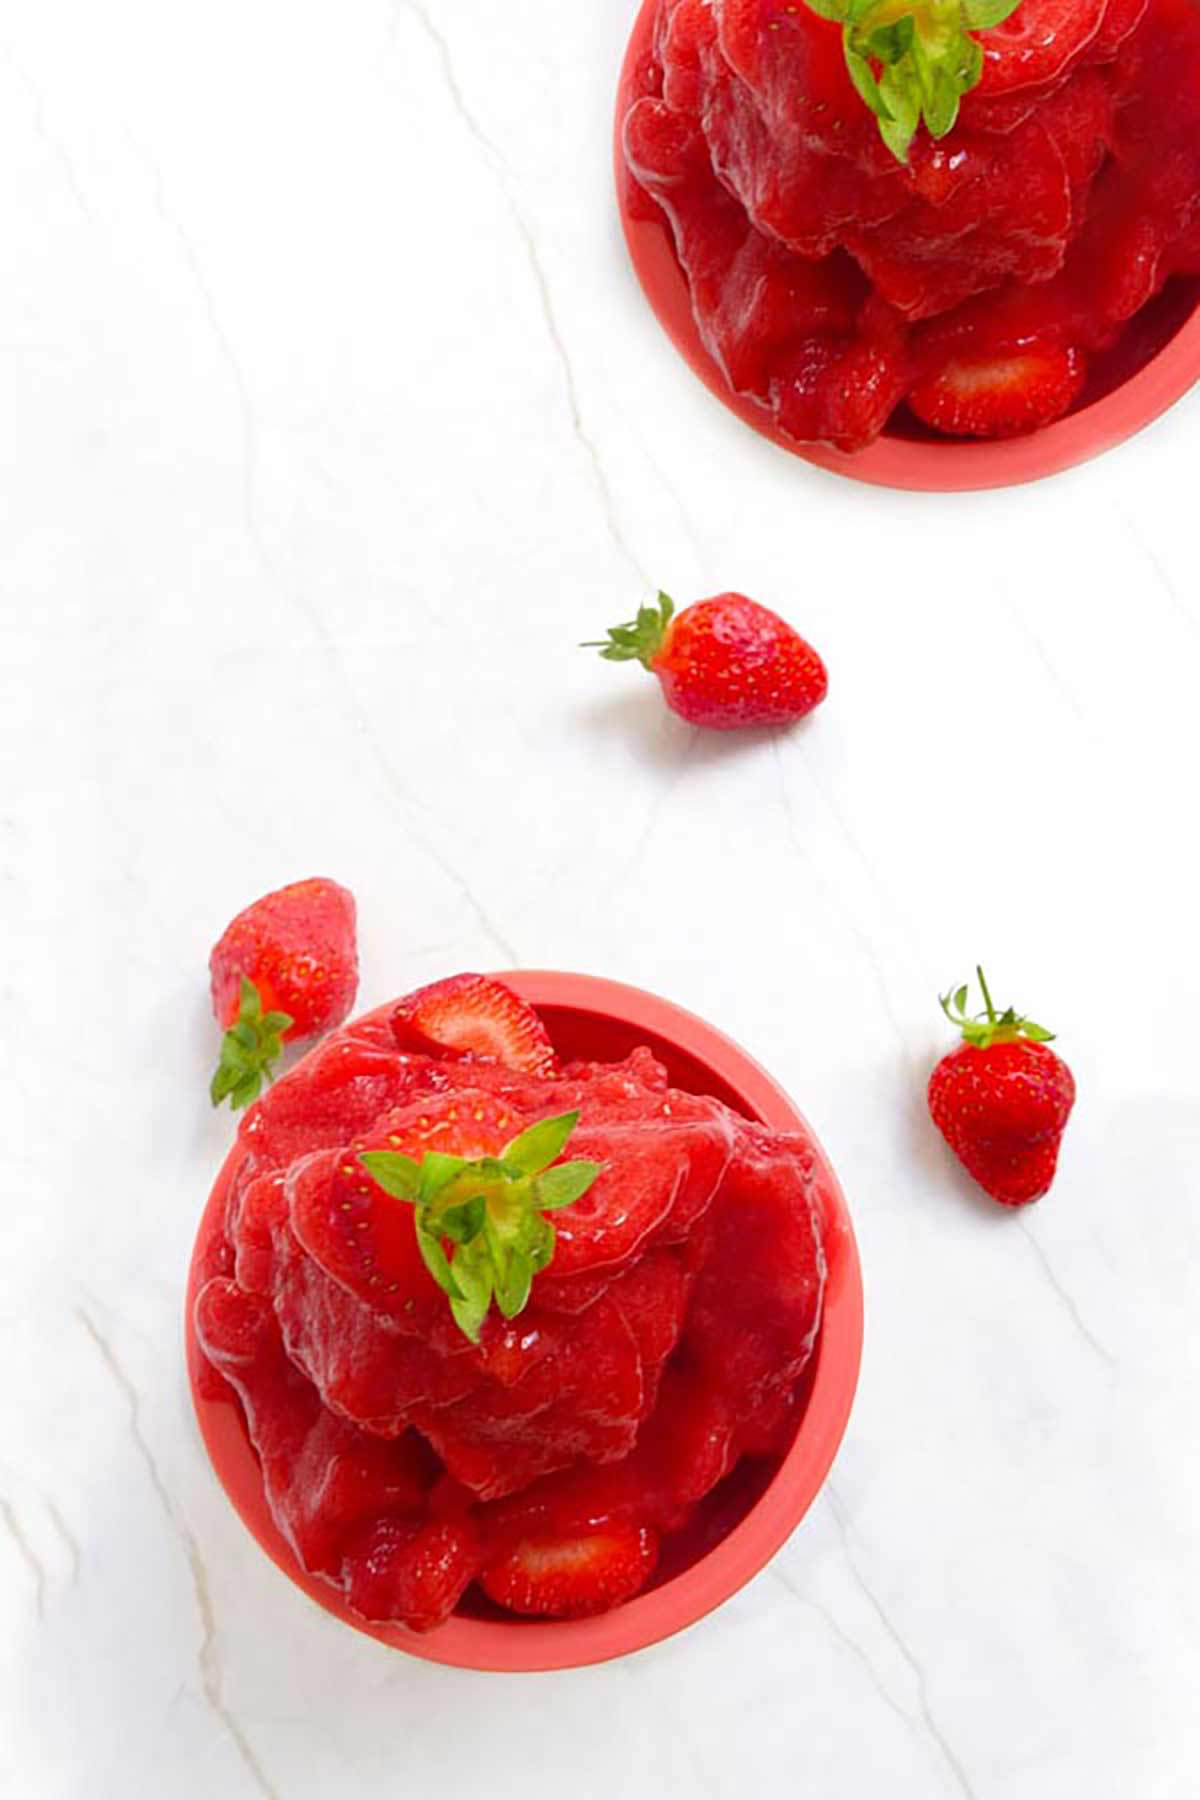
[617,0,1200,488]
[187,972,863,1671]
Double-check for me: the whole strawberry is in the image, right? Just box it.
[586,591,828,730]
[209,877,358,1110]
[928,968,1076,1207]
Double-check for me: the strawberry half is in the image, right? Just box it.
[479,1521,659,1619]
[928,968,1077,1206]
[908,344,1086,438]
[391,974,559,1076]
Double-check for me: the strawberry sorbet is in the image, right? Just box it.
[193,980,832,1631]
[621,0,1200,447]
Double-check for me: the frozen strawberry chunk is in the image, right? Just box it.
[342,1516,482,1631]
[196,1278,435,1576]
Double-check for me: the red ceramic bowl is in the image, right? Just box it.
[187,970,863,1671]
[616,0,1200,493]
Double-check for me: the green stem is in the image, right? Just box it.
[976,965,996,1025]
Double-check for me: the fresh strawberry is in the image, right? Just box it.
[391,973,559,1076]
[928,968,1077,1206]
[908,343,1085,437]
[479,1521,659,1619]
[587,592,828,731]
[209,879,358,1110]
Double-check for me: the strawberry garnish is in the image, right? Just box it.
[209,878,358,1110]
[479,1521,659,1619]
[359,1104,604,1342]
[928,968,1077,1206]
[586,591,828,732]
[210,978,294,1112]
[800,0,1026,162]
[391,973,559,1076]
[908,343,1085,438]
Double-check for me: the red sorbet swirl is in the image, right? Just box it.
[193,997,830,1632]
[622,0,1200,449]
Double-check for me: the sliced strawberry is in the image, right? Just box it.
[390,974,559,1076]
[908,343,1085,438]
[479,1521,659,1619]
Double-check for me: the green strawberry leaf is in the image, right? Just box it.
[359,1150,422,1201]
[582,591,675,668]
[448,1245,493,1344]
[495,1254,534,1321]
[804,0,1020,161]
[419,1153,467,1204]
[210,977,294,1113]
[502,1110,582,1177]
[440,1193,487,1245]
[534,1160,605,1211]
[938,967,1057,1048]
[357,1110,594,1343]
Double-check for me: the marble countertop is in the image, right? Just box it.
[3,1,1198,1794]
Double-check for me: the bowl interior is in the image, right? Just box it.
[187,972,863,1671]
[615,0,1200,492]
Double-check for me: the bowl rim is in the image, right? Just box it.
[186,969,864,1672]
[615,0,1200,494]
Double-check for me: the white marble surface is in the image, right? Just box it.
[2,0,1199,1794]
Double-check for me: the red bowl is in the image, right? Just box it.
[186,970,863,1671]
[616,0,1200,493]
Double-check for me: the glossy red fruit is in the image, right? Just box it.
[977,0,1106,95]
[928,969,1077,1206]
[391,974,559,1076]
[210,878,358,1037]
[209,879,358,1111]
[589,591,828,731]
[908,343,1085,437]
[479,1522,659,1619]
[342,1517,482,1632]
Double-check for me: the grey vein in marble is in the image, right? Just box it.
[0,42,93,224]
[771,1564,911,1730]
[1016,1217,1117,1366]
[0,1494,47,1620]
[826,1485,979,1800]
[393,0,653,591]
[44,1499,82,1583]
[132,142,521,970]
[76,1306,280,1800]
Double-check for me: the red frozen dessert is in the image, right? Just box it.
[193,975,831,1631]
[620,0,1200,447]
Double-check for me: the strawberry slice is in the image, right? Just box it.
[908,343,1085,438]
[391,974,559,1076]
[479,1522,659,1619]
